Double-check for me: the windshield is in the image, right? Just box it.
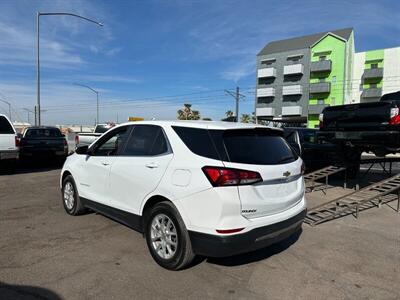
[25,128,62,137]
[95,125,112,133]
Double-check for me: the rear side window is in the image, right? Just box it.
[123,125,168,156]
[173,126,297,165]
[25,128,62,137]
[0,116,14,134]
[223,130,298,165]
[172,126,220,160]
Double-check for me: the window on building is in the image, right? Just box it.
[370,83,377,89]
[332,76,336,83]
[319,78,326,83]
[317,99,325,105]
[319,55,327,61]
[371,63,378,69]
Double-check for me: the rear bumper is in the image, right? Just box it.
[188,209,306,257]
[0,150,19,160]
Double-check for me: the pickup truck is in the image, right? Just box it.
[319,91,400,157]
[0,114,18,173]
[19,126,68,163]
[75,123,115,147]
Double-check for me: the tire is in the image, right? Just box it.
[61,175,86,215]
[145,201,195,270]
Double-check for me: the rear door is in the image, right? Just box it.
[108,125,173,214]
[0,115,16,152]
[218,129,303,219]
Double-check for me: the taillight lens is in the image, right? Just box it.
[64,139,68,147]
[202,166,262,187]
[15,136,20,147]
[301,161,305,175]
[75,135,79,145]
[389,107,400,125]
[319,113,324,128]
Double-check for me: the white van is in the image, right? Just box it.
[0,114,19,173]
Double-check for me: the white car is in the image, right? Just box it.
[60,121,306,270]
[0,114,19,173]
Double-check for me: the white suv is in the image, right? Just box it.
[61,121,306,270]
[0,114,19,173]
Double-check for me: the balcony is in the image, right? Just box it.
[362,88,382,98]
[282,106,302,116]
[308,104,329,114]
[363,68,383,79]
[256,107,275,117]
[257,87,275,98]
[310,82,331,94]
[257,67,276,78]
[282,85,302,96]
[310,60,332,73]
[283,64,303,76]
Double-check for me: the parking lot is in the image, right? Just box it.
[1,166,399,300]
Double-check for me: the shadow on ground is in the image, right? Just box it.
[0,281,62,300]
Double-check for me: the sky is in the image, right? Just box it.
[0,0,399,125]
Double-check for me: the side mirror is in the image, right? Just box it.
[75,145,89,155]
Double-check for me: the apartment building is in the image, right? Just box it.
[255,28,400,128]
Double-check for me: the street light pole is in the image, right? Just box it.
[36,12,103,126]
[73,83,100,124]
[0,99,11,121]
[22,108,35,124]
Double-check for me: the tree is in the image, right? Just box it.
[177,103,201,120]
[225,110,234,118]
[241,114,251,123]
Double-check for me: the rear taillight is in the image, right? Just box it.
[301,161,305,175]
[15,136,20,147]
[202,166,262,187]
[389,107,400,125]
[319,113,324,128]
[64,139,68,147]
[75,135,79,145]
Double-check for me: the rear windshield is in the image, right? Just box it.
[0,116,14,134]
[95,125,112,133]
[173,126,297,165]
[25,128,62,137]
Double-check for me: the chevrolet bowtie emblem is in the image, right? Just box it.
[283,171,291,177]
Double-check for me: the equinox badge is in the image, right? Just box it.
[283,171,291,177]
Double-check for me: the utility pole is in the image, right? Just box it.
[225,87,245,122]
[34,106,37,126]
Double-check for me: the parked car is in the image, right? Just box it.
[19,126,68,163]
[75,123,115,148]
[61,121,306,270]
[284,127,340,171]
[319,91,400,157]
[0,114,19,173]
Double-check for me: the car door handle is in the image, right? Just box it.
[145,162,158,169]
[101,162,110,166]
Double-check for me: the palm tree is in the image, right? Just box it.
[177,103,201,120]
[241,114,251,123]
[225,110,234,118]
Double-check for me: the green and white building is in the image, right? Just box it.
[255,28,400,128]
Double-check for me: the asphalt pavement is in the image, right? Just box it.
[0,167,399,299]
